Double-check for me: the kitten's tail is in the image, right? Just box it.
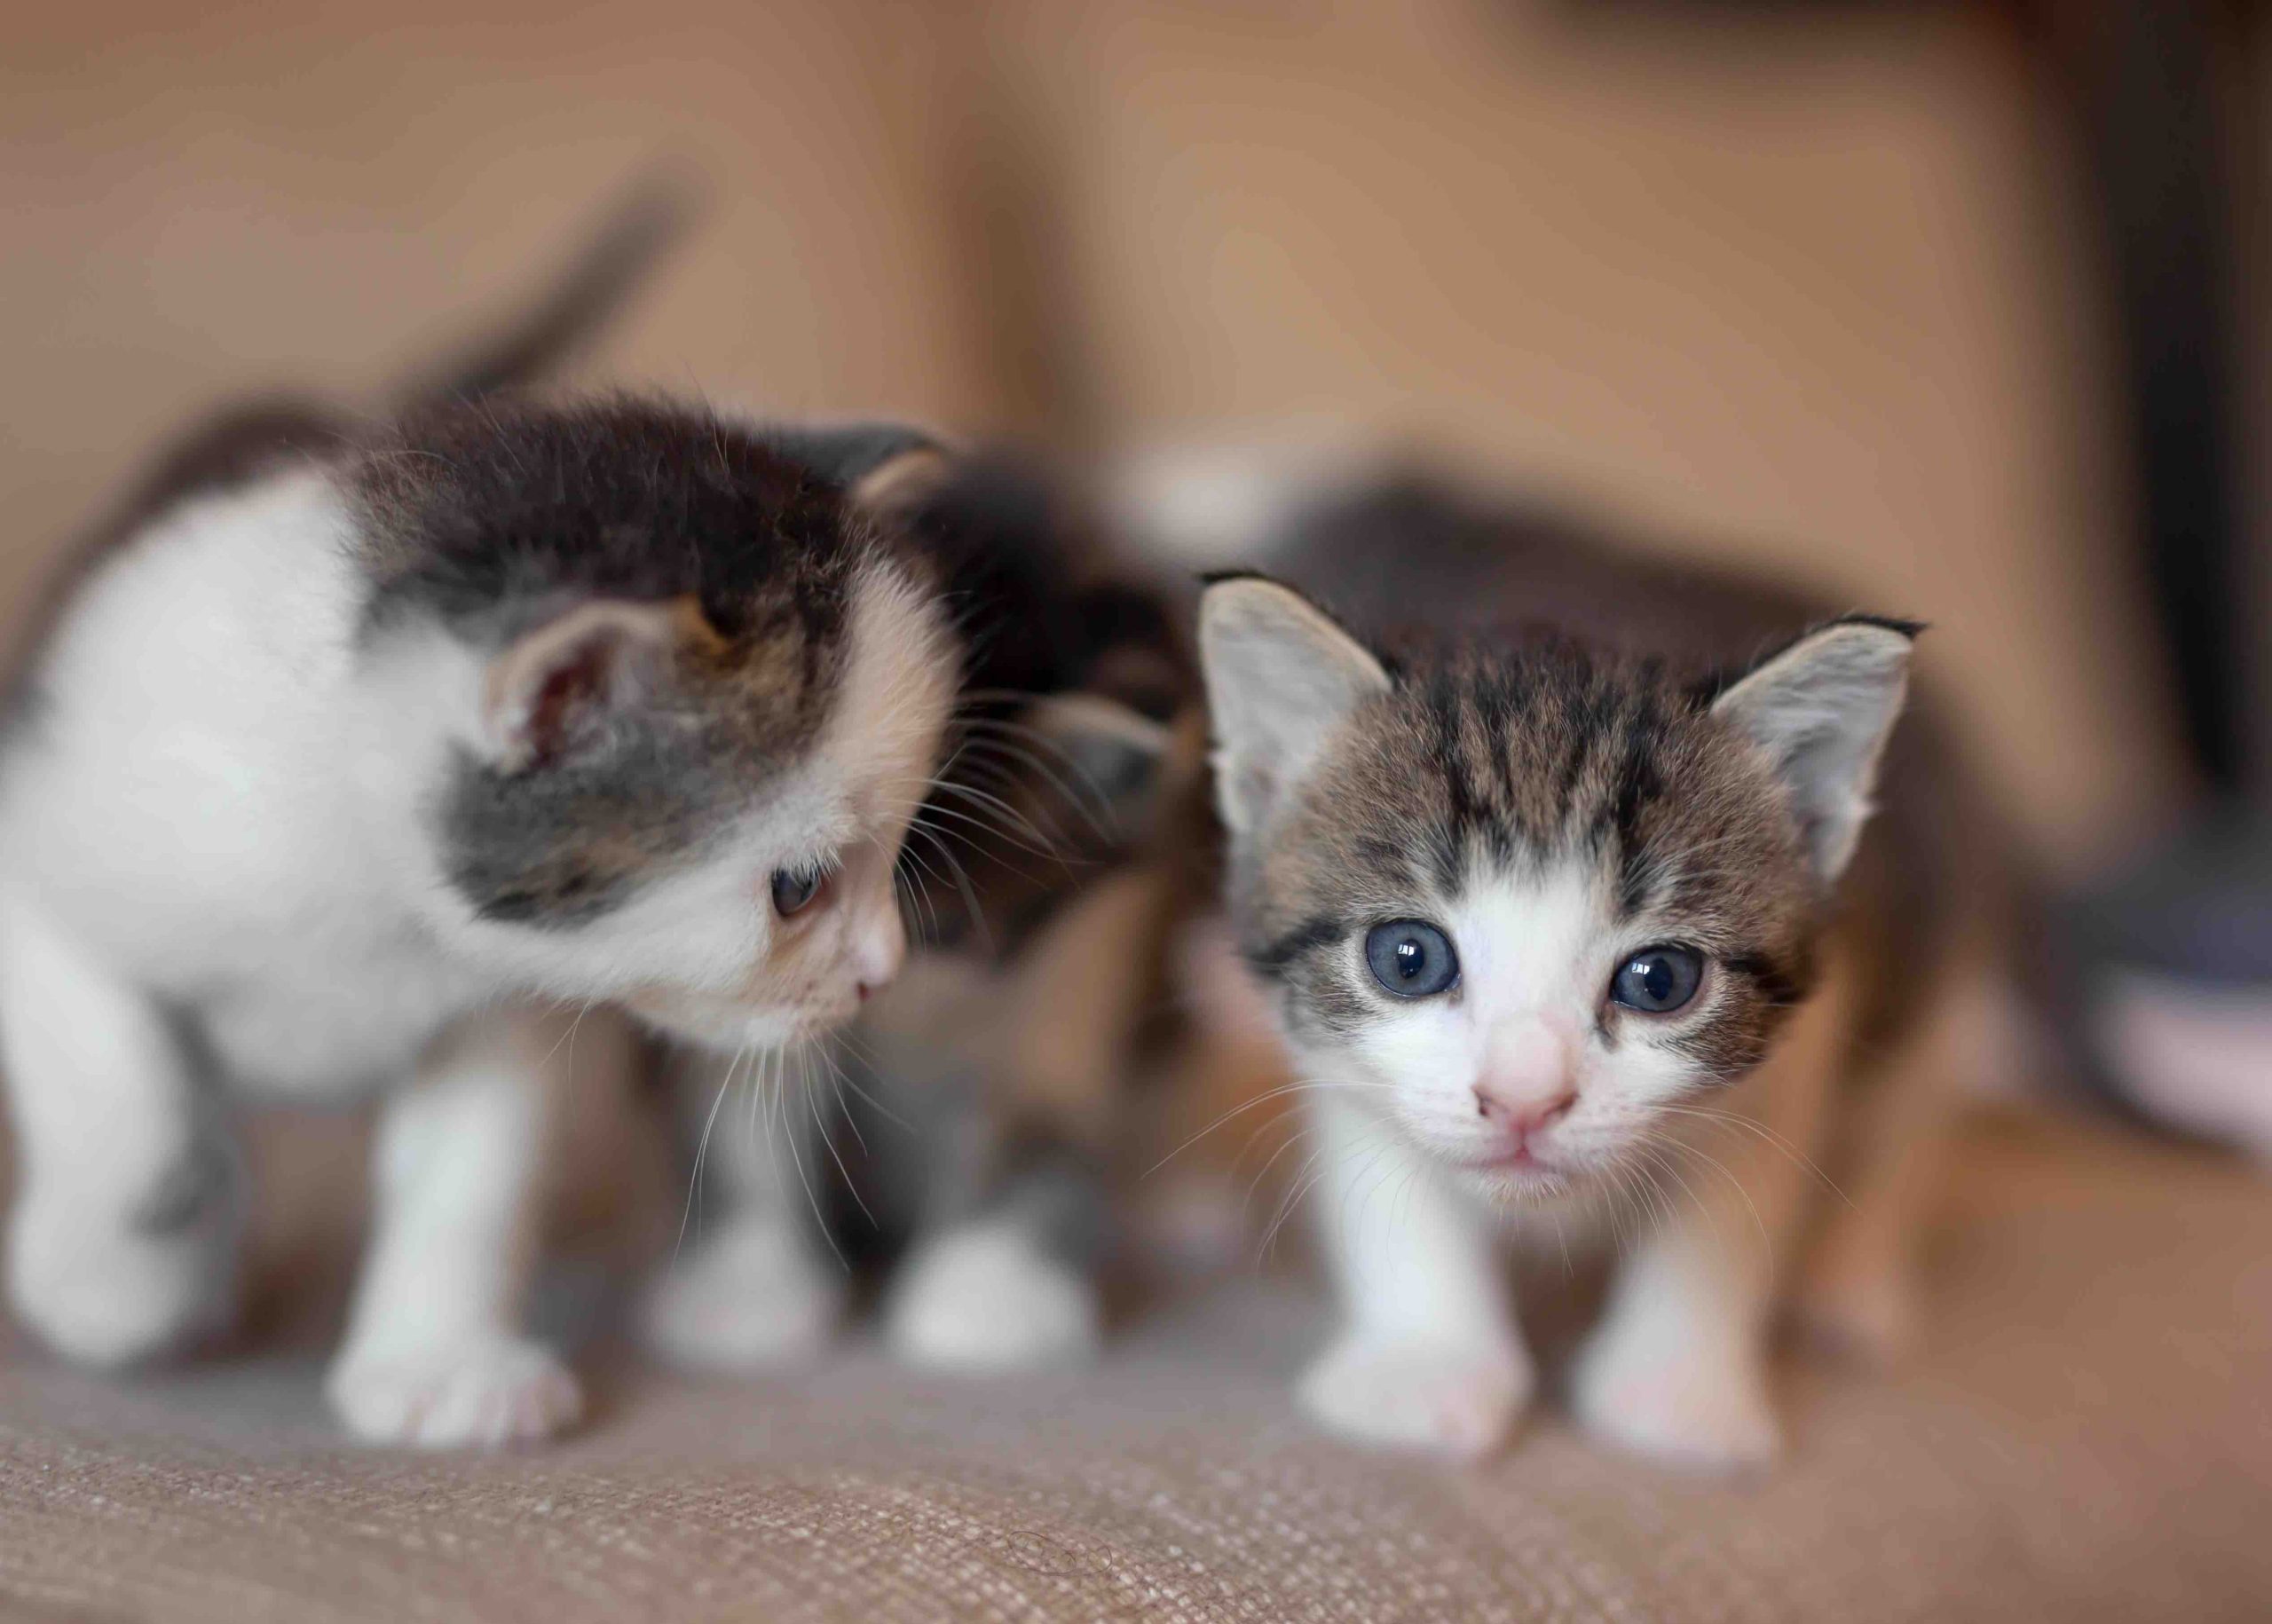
[389,166,702,409]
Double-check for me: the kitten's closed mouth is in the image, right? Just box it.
[1464,1142,1569,1179]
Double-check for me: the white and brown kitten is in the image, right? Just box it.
[0,194,971,1447]
[1185,475,1994,1469]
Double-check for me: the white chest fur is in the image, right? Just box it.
[0,471,490,1098]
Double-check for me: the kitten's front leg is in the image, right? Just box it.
[326,1006,580,1449]
[639,1046,842,1370]
[1298,1090,1530,1459]
[886,1138,1108,1373]
[1569,994,1838,1470]
[1567,1208,1786,1470]
[0,888,241,1366]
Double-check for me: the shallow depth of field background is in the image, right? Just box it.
[7,0,2258,888]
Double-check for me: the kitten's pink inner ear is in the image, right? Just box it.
[1198,577,1388,833]
[1710,620,1915,882]
[484,598,712,771]
[848,445,953,516]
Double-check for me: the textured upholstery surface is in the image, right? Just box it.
[0,1113,2266,1622]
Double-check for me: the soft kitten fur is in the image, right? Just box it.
[0,195,969,1447]
[643,460,1205,1374]
[1172,469,1994,1468]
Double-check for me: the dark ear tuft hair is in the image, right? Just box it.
[1819,611,1928,641]
[761,422,943,493]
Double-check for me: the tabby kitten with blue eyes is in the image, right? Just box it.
[1196,529,1968,1469]
[1199,579,1926,1471]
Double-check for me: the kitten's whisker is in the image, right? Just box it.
[1257,1141,1337,1264]
[540,997,599,1072]
[676,1043,746,1264]
[927,782,1067,862]
[1653,1104,1854,1210]
[783,1044,846,1268]
[817,1037,910,1130]
[1633,1140,1726,1267]
[808,1046,874,1231]
[892,858,943,948]
[901,822,991,951]
[915,795,1063,864]
[1240,1119,1317,1216]
[1649,1131,1776,1277]
[820,1043,871,1158]
[909,808,1050,889]
[1324,1137,1398,1261]
[1144,1077,1392,1176]
[949,734,1116,837]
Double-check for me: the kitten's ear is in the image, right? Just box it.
[1198,577,1389,833]
[483,597,717,771]
[771,422,955,516]
[1022,693,1176,826]
[1712,618,1919,883]
[848,442,954,515]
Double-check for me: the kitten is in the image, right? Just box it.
[0,193,970,1447]
[643,460,1205,1373]
[1181,471,1995,1468]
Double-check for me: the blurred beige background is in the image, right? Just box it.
[0,0,2189,869]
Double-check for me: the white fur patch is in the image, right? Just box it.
[1326,859,1703,1203]
[0,461,960,1450]
[641,1215,843,1370]
[884,1218,1101,1372]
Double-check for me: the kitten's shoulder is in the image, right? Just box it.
[2,398,359,737]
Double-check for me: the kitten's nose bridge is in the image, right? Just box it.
[1474,1013,1578,1123]
[848,888,905,996]
[834,846,905,997]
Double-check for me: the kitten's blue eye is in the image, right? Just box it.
[1364,920,1460,998]
[1610,945,1705,1013]
[771,864,828,918]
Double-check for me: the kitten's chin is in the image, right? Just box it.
[1463,1160,1582,1206]
[1439,1141,1602,1207]
[620,990,823,1053]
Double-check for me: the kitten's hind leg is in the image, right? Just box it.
[639,1046,843,1370]
[1793,969,1975,1364]
[326,1006,580,1449]
[884,1138,1107,1373]
[0,887,241,1367]
[1297,1090,1532,1460]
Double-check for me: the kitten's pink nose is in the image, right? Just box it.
[1473,1084,1577,1137]
[1475,1014,1577,1135]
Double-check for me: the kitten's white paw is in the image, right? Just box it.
[641,1218,841,1371]
[1570,1328,1781,1470]
[1298,1330,1531,1460]
[327,1334,582,1450]
[6,1188,233,1368]
[884,1222,1100,1372]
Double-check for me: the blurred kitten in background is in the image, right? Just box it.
[1137,454,2012,1468]
[643,459,1214,1372]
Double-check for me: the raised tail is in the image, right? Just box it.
[389,166,702,409]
